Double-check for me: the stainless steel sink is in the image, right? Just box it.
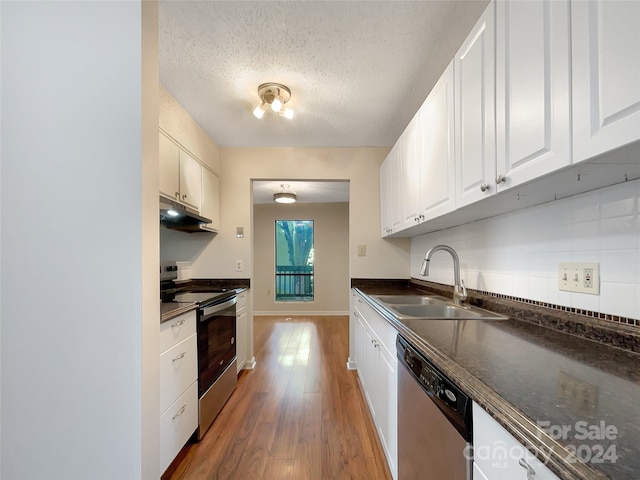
[370,294,508,321]
[389,304,506,320]
[371,294,446,305]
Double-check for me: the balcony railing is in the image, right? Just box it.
[275,265,313,301]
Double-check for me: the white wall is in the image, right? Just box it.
[253,202,350,314]
[1,2,158,478]
[411,179,640,321]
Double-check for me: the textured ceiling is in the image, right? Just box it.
[159,0,489,148]
[253,180,349,204]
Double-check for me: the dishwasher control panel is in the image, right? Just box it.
[397,334,472,440]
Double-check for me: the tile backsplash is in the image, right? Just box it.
[410,179,640,321]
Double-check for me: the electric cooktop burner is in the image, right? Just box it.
[171,291,235,305]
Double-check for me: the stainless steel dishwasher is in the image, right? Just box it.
[397,335,472,480]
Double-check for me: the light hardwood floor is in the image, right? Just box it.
[163,315,392,480]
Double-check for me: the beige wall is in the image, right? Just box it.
[182,147,410,281]
[254,202,349,314]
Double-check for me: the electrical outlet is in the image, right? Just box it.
[357,244,367,257]
[235,260,243,272]
[558,262,599,294]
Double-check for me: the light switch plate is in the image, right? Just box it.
[558,262,600,294]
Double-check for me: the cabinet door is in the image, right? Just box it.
[400,114,422,230]
[572,0,640,163]
[376,343,397,479]
[201,167,220,232]
[179,150,202,210]
[236,307,247,373]
[420,61,456,220]
[388,145,403,233]
[496,0,571,192]
[380,146,402,236]
[455,2,496,207]
[159,131,180,201]
[380,156,392,237]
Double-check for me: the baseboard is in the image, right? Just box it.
[346,357,357,370]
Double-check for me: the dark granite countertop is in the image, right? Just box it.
[160,301,196,323]
[160,278,250,323]
[352,281,640,480]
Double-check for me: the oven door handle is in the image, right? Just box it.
[201,296,237,318]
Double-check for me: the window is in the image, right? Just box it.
[275,220,314,302]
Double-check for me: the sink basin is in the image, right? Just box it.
[390,303,503,319]
[369,293,508,320]
[371,294,446,305]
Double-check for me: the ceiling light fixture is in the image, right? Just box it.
[273,184,297,204]
[253,83,294,120]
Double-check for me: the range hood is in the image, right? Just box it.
[159,197,215,233]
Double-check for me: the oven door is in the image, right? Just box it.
[197,296,237,397]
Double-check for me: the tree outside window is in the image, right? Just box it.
[275,220,314,301]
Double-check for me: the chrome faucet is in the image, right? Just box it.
[420,244,468,305]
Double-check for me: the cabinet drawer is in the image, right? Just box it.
[473,403,559,480]
[160,334,197,414]
[160,310,196,353]
[160,381,198,474]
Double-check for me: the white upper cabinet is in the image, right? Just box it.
[495,0,571,192]
[571,0,640,163]
[200,167,220,232]
[178,150,202,210]
[159,131,180,201]
[380,155,392,237]
[454,2,496,208]
[380,145,403,237]
[159,130,203,212]
[399,114,422,230]
[419,61,456,221]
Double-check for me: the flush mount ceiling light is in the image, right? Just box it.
[273,184,297,204]
[253,83,295,120]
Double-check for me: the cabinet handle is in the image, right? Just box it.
[175,192,180,199]
[172,352,186,362]
[518,458,536,480]
[171,319,185,328]
[496,174,507,184]
[419,214,425,220]
[172,404,186,420]
[480,183,490,192]
[182,194,187,200]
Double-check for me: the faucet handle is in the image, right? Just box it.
[454,279,468,304]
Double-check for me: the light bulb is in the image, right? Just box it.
[167,209,180,217]
[283,108,294,120]
[253,103,267,119]
[271,97,283,112]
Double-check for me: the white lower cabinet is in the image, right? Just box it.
[160,382,198,474]
[236,289,249,373]
[351,291,398,479]
[160,311,198,474]
[473,402,560,480]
